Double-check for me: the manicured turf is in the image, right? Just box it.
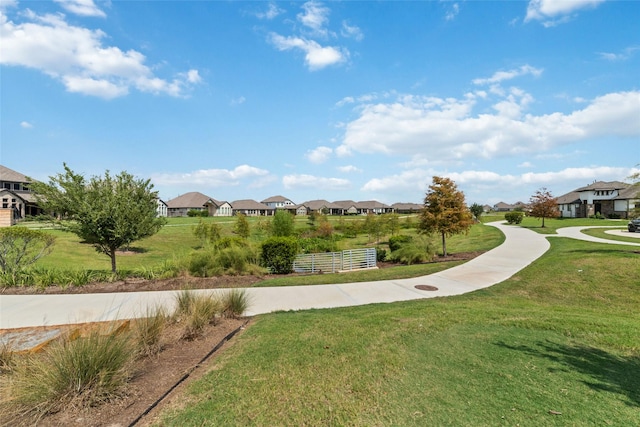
[156,236,640,426]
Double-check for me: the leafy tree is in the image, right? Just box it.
[193,219,221,247]
[529,187,560,227]
[30,164,165,272]
[271,210,295,237]
[233,213,251,239]
[0,227,55,279]
[418,176,474,257]
[469,203,484,222]
[384,213,400,236]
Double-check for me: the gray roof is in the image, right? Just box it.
[261,195,293,204]
[556,191,581,204]
[231,199,273,210]
[392,202,423,211]
[167,192,218,209]
[298,200,343,210]
[333,200,358,208]
[575,181,629,192]
[357,200,391,209]
[0,165,30,183]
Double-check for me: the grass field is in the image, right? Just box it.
[154,232,640,426]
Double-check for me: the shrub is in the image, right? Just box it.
[260,237,299,274]
[298,237,339,254]
[187,209,208,217]
[376,247,387,262]
[388,234,413,252]
[387,235,436,265]
[504,211,524,224]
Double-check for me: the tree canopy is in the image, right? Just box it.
[30,164,165,272]
[529,187,559,227]
[418,176,473,256]
[0,227,55,279]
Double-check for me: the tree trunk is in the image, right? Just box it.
[441,232,447,257]
[109,249,117,273]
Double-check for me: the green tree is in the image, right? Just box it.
[233,213,251,239]
[0,227,55,280]
[271,210,295,237]
[469,203,484,222]
[30,164,165,272]
[529,187,560,227]
[193,219,221,247]
[418,176,473,257]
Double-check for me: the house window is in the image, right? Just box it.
[13,183,20,191]
[3,183,10,189]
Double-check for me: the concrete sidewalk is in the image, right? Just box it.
[554,226,640,246]
[1,222,552,330]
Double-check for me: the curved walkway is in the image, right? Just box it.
[553,226,640,246]
[1,222,637,330]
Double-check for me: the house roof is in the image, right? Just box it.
[261,195,293,204]
[556,191,581,204]
[616,184,639,200]
[333,200,357,209]
[0,165,30,183]
[392,202,423,211]
[0,189,37,203]
[166,192,217,209]
[231,199,273,210]
[298,200,343,210]
[357,200,391,209]
[575,181,629,192]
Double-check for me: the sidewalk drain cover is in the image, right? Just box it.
[415,285,438,291]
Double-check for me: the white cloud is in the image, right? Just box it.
[337,165,361,173]
[53,0,105,18]
[255,2,284,20]
[361,166,639,200]
[269,33,347,70]
[518,161,533,168]
[597,45,640,62]
[283,174,350,190]
[525,0,605,24]
[473,65,543,85]
[341,21,363,41]
[0,7,201,99]
[306,146,333,164]
[230,96,246,106]
[152,165,270,187]
[444,3,460,21]
[338,90,640,162]
[20,121,33,128]
[297,1,330,37]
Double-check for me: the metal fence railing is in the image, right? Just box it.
[293,248,377,274]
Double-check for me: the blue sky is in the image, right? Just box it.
[1,0,639,206]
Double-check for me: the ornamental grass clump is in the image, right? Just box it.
[133,306,169,358]
[174,290,223,340]
[1,330,133,423]
[220,289,251,318]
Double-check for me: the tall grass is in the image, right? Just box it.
[2,330,133,422]
[220,289,251,318]
[132,306,169,357]
[174,290,223,340]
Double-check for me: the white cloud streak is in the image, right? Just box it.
[269,33,347,70]
[525,0,605,25]
[306,146,333,164]
[0,7,201,99]
[53,0,105,18]
[338,90,640,161]
[283,174,350,190]
[152,165,270,187]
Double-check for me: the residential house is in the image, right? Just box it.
[391,202,423,214]
[334,200,359,215]
[261,195,296,210]
[357,200,393,215]
[166,192,232,217]
[231,199,274,216]
[156,199,168,217]
[295,200,343,216]
[557,181,638,218]
[0,165,43,226]
[493,201,528,212]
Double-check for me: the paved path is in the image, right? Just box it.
[1,222,637,330]
[554,226,640,246]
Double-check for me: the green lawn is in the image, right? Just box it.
[155,236,640,426]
